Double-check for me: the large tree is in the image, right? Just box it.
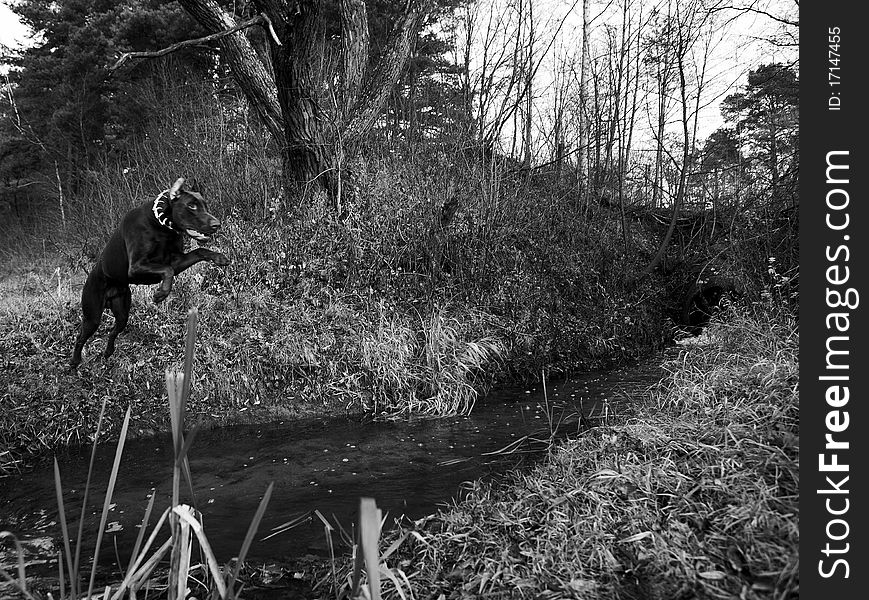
[170,0,431,211]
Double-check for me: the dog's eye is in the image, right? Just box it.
[188,203,198,211]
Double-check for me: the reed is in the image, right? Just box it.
[315,497,414,600]
[1,309,278,599]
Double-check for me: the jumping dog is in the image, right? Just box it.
[71,178,229,366]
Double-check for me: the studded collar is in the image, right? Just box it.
[151,190,178,232]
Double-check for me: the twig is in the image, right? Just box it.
[54,161,66,230]
[261,12,282,47]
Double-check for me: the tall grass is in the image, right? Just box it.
[418,306,505,415]
[375,303,798,599]
[359,303,505,416]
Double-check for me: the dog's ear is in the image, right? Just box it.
[169,177,186,199]
[187,177,204,196]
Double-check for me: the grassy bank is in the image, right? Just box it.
[358,304,798,599]
[1,148,677,477]
[1,74,796,479]
[1,303,797,599]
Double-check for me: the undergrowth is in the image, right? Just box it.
[1,140,675,476]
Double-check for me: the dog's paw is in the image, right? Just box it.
[153,288,170,303]
[211,252,230,267]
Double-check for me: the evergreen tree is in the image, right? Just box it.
[4,0,208,186]
[721,63,798,203]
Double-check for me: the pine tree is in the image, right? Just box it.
[4,0,208,186]
[721,63,798,203]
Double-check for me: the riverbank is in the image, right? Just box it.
[1,168,677,478]
[1,303,796,600]
[337,305,798,599]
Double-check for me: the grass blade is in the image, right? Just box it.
[179,309,200,507]
[58,550,65,599]
[87,404,132,599]
[74,395,109,597]
[261,511,312,541]
[359,498,382,600]
[181,308,198,416]
[173,506,228,599]
[126,488,157,577]
[313,510,337,599]
[174,416,204,470]
[379,566,408,600]
[349,529,364,598]
[109,507,171,600]
[380,532,409,562]
[228,481,274,594]
[52,458,76,592]
[127,539,172,593]
[175,511,193,600]
[167,370,198,511]
[167,370,184,511]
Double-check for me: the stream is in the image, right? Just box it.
[0,352,668,580]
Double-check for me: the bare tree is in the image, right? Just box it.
[577,0,591,201]
[640,0,715,278]
[643,2,677,210]
[458,0,578,157]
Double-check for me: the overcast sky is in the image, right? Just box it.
[0,3,30,50]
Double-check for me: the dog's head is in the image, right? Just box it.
[167,178,221,242]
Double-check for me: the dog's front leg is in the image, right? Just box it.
[128,261,176,303]
[172,248,231,276]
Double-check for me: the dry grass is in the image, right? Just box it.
[1,96,678,473]
[377,305,798,599]
[359,304,505,416]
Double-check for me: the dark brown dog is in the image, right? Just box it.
[71,178,229,366]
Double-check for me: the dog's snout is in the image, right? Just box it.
[209,217,221,230]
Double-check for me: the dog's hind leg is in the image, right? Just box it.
[104,285,132,359]
[72,270,106,366]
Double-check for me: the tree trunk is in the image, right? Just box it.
[257,1,331,198]
[652,59,668,209]
[340,0,370,120]
[577,0,589,202]
[178,0,284,148]
[767,101,779,196]
[343,4,424,144]
[178,0,425,213]
[640,31,690,279]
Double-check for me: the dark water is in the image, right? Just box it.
[0,354,666,573]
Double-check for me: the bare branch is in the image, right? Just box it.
[709,1,799,28]
[110,15,269,71]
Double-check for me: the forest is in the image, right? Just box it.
[1,0,798,598]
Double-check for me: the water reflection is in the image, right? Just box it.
[0,355,665,571]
